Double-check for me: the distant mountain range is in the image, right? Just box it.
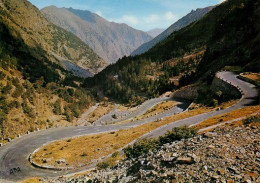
[41,6,153,63]
[131,6,215,56]
[147,28,165,38]
[0,0,106,76]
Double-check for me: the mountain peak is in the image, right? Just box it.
[131,6,215,56]
[42,7,153,63]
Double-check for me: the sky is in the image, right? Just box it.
[28,0,225,31]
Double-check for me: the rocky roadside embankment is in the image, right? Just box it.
[45,125,260,183]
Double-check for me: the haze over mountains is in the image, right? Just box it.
[132,6,215,56]
[147,28,165,38]
[41,6,153,63]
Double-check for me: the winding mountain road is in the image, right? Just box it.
[0,72,258,182]
[94,97,181,125]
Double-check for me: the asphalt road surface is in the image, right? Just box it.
[0,72,258,182]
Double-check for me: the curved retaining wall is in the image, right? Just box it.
[172,73,241,101]
[211,76,241,99]
[172,85,199,100]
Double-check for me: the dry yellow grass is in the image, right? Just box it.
[117,105,137,112]
[31,100,236,169]
[0,67,91,141]
[135,101,178,120]
[31,126,145,168]
[97,153,125,169]
[199,113,260,134]
[86,103,115,123]
[0,68,69,139]
[21,177,43,183]
[242,73,260,82]
[194,105,260,130]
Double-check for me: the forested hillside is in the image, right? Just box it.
[131,6,214,56]
[85,0,260,105]
[0,0,100,139]
[0,0,106,76]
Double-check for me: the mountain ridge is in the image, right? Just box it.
[41,6,153,63]
[131,6,215,56]
[0,0,107,76]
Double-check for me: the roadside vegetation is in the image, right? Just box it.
[124,126,197,159]
[30,100,236,169]
[97,152,124,169]
[86,102,115,123]
[241,73,260,83]
[21,177,42,183]
[243,115,260,126]
[193,105,260,130]
[135,101,178,120]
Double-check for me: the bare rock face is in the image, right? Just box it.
[47,126,260,183]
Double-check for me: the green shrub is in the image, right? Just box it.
[243,116,260,125]
[23,80,33,89]
[159,126,197,145]
[12,85,23,98]
[22,100,35,118]
[11,78,20,88]
[111,152,119,158]
[1,81,12,95]
[0,71,5,80]
[64,107,74,122]
[123,138,159,159]
[212,99,218,107]
[8,100,20,109]
[53,99,62,115]
[69,104,80,118]
[97,161,109,169]
[123,126,197,159]
[0,111,6,125]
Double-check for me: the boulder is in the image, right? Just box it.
[176,157,194,164]
[203,132,217,138]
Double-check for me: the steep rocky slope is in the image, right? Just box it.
[0,0,106,75]
[43,124,260,182]
[41,6,153,63]
[131,6,214,56]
